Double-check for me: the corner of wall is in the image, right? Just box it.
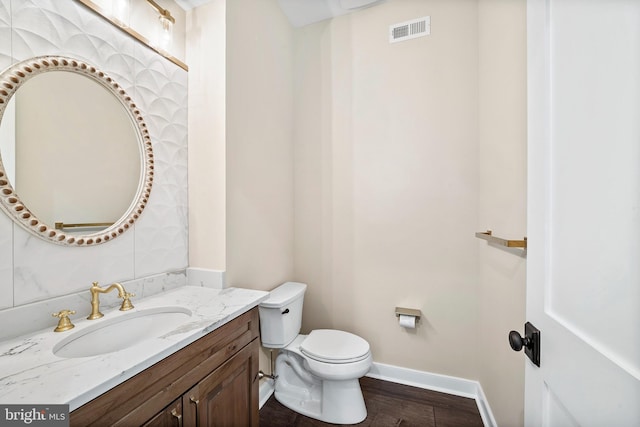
[476,0,527,426]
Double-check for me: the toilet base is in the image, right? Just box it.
[274,351,368,424]
[275,378,367,424]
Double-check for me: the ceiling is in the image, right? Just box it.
[174,0,386,27]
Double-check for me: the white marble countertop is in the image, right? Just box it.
[0,286,268,411]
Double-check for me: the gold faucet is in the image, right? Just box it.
[52,309,76,332]
[87,281,135,320]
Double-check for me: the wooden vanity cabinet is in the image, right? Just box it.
[142,398,182,427]
[70,307,260,427]
[183,340,259,426]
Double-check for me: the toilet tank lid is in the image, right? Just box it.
[260,282,307,308]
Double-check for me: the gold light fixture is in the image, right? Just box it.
[75,0,187,70]
[146,0,175,50]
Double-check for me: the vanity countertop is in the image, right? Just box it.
[0,286,268,410]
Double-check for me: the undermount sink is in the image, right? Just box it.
[53,306,192,358]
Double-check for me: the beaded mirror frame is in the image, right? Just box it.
[0,56,154,246]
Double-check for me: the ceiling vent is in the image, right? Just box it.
[389,16,430,43]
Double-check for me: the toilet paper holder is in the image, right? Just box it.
[395,307,421,320]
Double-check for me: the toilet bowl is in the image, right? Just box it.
[259,282,372,425]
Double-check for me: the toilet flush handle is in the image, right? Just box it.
[282,308,290,315]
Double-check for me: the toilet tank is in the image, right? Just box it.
[258,282,307,348]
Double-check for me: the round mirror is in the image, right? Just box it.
[0,56,154,245]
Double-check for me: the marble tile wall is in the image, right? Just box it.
[0,1,188,311]
[0,268,227,341]
[0,270,188,341]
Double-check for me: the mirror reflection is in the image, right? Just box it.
[1,71,141,232]
[0,56,153,245]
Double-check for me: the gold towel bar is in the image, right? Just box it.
[55,222,114,230]
[475,230,527,249]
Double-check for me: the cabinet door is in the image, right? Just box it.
[142,398,183,427]
[184,339,259,427]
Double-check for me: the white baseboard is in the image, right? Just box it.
[259,378,275,409]
[258,361,497,427]
[474,381,498,427]
[366,362,497,427]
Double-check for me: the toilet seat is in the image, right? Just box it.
[301,329,370,364]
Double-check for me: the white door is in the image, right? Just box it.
[526,0,640,426]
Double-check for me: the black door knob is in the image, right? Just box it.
[509,330,530,352]
[508,322,541,367]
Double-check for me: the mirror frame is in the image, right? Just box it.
[0,56,154,246]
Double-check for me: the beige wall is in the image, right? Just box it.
[293,0,480,380]
[186,0,527,424]
[224,0,296,374]
[292,0,526,424]
[225,0,295,290]
[187,0,227,270]
[187,0,295,276]
[477,1,527,426]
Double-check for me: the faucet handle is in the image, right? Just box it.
[119,292,135,311]
[52,309,76,332]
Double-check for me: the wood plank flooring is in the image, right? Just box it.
[259,377,484,426]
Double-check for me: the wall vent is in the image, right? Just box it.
[389,16,430,43]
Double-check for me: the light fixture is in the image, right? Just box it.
[146,0,175,51]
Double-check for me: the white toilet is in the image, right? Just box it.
[259,282,372,424]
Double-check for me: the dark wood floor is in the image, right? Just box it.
[259,377,484,426]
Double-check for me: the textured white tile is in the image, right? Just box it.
[11,1,133,66]
[11,1,136,88]
[0,0,12,310]
[0,1,188,308]
[0,0,10,67]
[134,45,189,277]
